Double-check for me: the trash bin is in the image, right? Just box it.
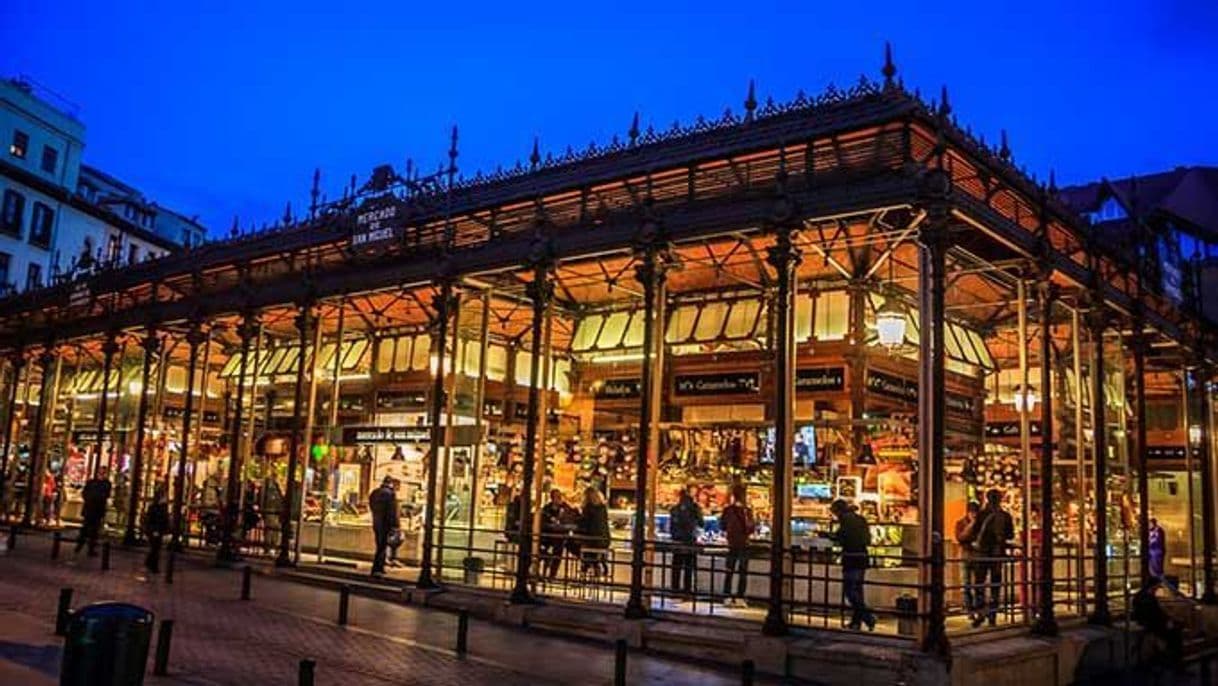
[60,602,155,686]
[895,595,918,636]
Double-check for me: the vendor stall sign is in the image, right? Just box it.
[795,367,845,393]
[674,372,759,397]
[202,410,220,424]
[592,378,642,400]
[1146,445,1187,460]
[342,426,431,444]
[945,393,976,415]
[984,421,1043,438]
[375,390,427,411]
[866,370,918,403]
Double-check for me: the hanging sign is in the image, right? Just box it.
[1146,445,1186,460]
[341,426,430,444]
[795,367,845,393]
[350,194,406,251]
[593,378,642,400]
[202,410,220,424]
[162,406,184,420]
[674,372,760,397]
[867,370,918,404]
[945,393,976,415]
[984,421,1043,438]
[375,390,427,411]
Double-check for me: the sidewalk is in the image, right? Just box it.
[0,532,774,685]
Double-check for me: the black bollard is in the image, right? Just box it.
[337,585,350,626]
[613,638,627,686]
[100,541,111,571]
[153,620,174,676]
[298,658,316,686]
[165,551,175,584]
[51,531,61,560]
[741,659,755,686]
[54,588,72,636]
[456,610,469,656]
[7,525,16,550]
[240,565,252,600]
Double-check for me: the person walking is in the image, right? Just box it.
[75,467,112,557]
[668,484,704,598]
[368,476,398,577]
[578,487,611,577]
[719,484,755,607]
[1148,517,1166,580]
[954,501,981,621]
[143,486,170,573]
[39,466,57,527]
[830,499,876,631]
[971,488,1015,628]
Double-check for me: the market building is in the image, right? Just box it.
[0,53,1215,673]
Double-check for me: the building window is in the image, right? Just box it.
[40,146,58,174]
[107,234,121,263]
[9,131,28,159]
[29,202,53,249]
[25,263,41,291]
[0,252,10,288]
[127,244,139,264]
[1,190,24,237]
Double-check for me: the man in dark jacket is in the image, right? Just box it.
[143,486,171,573]
[368,477,399,577]
[540,489,576,579]
[719,485,754,606]
[971,488,1015,627]
[75,467,112,557]
[668,484,703,596]
[830,499,875,631]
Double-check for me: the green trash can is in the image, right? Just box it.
[60,602,155,686]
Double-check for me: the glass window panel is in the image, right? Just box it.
[905,308,920,347]
[666,305,697,343]
[551,358,572,393]
[261,348,287,376]
[376,338,394,373]
[166,366,186,392]
[392,337,411,372]
[411,334,432,372]
[571,315,603,352]
[597,311,630,349]
[724,299,761,339]
[952,324,982,366]
[514,350,533,386]
[314,343,336,373]
[969,330,995,369]
[815,291,850,341]
[694,302,729,341]
[277,347,300,375]
[219,352,242,378]
[462,339,482,377]
[342,339,368,370]
[943,322,965,361]
[621,311,644,348]
[486,344,508,382]
[795,293,813,342]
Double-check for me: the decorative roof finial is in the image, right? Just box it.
[230,215,239,239]
[283,202,292,226]
[448,125,459,177]
[530,137,541,170]
[998,130,1011,161]
[629,112,640,147]
[744,80,757,122]
[938,85,951,118]
[1048,169,1058,195]
[309,168,321,217]
[882,42,897,89]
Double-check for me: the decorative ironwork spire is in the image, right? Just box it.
[882,42,897,89]
[229,215,239,239]
[999,130,1011,161]
[744,79,757,122]
[283,202,293,226]
[309,168,321,218]
[1048,169,1058,195]
[530,137,541,170]
[629,112,640,147]
[938,85,951,118]
[448,125,459,181]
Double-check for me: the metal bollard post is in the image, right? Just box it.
[337,585,350,626]
[100,541,110,571]
[51,531,61,560]
[741,659,755,686]
[55,588,73,636]
[613,638,627,686]
[298,658,316,686]
[153,620,174,676]
[165,551,175,584]
[7,525,16,550]
[240,565,252,600]
[456,610,469,656]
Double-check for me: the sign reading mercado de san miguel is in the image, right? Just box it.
[349,194,406,252]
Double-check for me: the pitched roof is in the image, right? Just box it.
[1058,166,1218,241]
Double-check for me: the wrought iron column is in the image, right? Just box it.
[278,301,313,567]
[762,226,800,637]
[418,280,455,590]
[916,217,950,655]
[1132,326,1150,585]
[217,310,257,565]
[94,332,120,477]
[1087,298,1110,625]
[1032,282,1059,636]
[21,347,55,527]
[0,353,24,518]
[123,328,160,545]
[625,239,670,619]
[1197,365,1217,605]
[510,255,552,604]
[172,321,204,549]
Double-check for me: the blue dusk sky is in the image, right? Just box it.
[2,1,1216,236]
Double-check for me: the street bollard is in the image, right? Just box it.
[741,659,755,686]
[7,525,16,550]
[153,620,174,676]
[51,531,61,560]
[240,565,252,600]
[613,638,627,686]
[54,588,73,636]
[165,552,175,584]
[299,658,315,686]
[100,541,111,571]
[337,585,350,626]
[455,610,469,656]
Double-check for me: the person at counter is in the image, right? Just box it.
[970,489,1014,628]
[719,485,754,607]
[578,488,611,577]
[669,484,704,597]
[541,489,578,579]
[829,499,875,631]
[369,476,399,577]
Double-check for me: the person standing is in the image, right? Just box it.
[541,489,576,579]
[75,467,112,557]
[669,484,704,597]
[719,484,755,607]
[368,476,398,577]
[39,466,57,526]
[972,488,1015,628]
[578,487,611,577]
[1148,517,1166,580]
[830,499,876,631]
[954,501,981,621]
[143,486,170,573]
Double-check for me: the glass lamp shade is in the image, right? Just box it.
[1189,424,1202,447]
[1012,386,1038,414]
[875,299,907,349]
